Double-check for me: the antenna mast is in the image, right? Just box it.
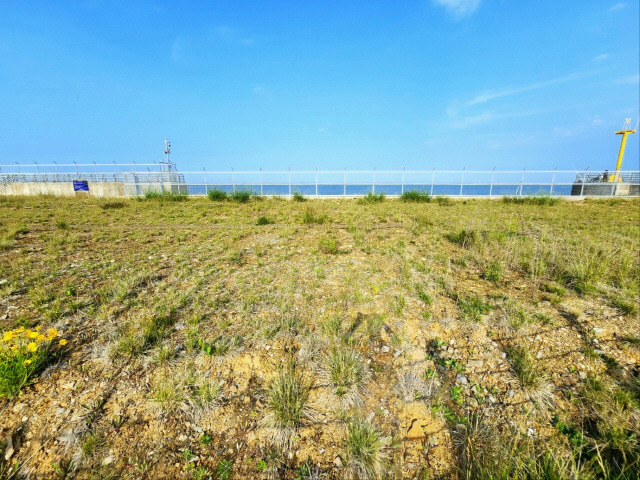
[164,138,171,165]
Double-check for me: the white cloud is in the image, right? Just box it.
[615,74,640,84]
[431,0,482,18]
[467,72,587,106]
[591,54,610,63]
[608,3,627,12]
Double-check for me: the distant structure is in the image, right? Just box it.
[571,119,639,196]
[613,118,637,182]
[0,139,187,197]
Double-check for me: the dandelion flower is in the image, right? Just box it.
[35,326,42,332]
[10,345,18,351]
[47,328,58,339]
[24,359,32,365]
[37,334,45,341]
[27,331,39,339]
[15,326,24,333]
[2,332,14,342]
[27,342,38,352]
[59,339,67,346]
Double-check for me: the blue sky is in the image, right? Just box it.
[1,0,638,172]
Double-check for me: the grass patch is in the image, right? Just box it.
[358,192,385,204]
[344,418,387,480]
[457,295,491,321]
[261,361,312,451]
[400,190,431,202]
[502,195,561,205]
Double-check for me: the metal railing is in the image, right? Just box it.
[1,164,638,197]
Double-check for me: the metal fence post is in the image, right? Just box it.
[550,168,556,196]
[203,167,207,195]
[460,167,465,196]
[372,167,376,194]
[489,167,495,197]
[580,168,588,197]
[519,168,525,196]
[343,168,346,197]
[401,167,405,195]
[430,168,435,196]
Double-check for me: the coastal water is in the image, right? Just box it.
[184,184,573,196]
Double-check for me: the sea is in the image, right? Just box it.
[182,183,573,197]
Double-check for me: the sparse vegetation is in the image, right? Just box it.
[0,195,637,479]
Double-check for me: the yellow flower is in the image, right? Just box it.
[24,359,32,365]
[47,328,58,339]
[27,331,39,339]
[27,342,37,352]
[15,326,24,333]
[35,326,42,332]
[2,332,14,342]
[36,334,45,342]
[59,339,67,346]
[10,345,18,351]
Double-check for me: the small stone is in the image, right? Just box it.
[467,359,483,369]
[318,448,325,454]
[381,345,390,353]
[407,420,425,440]
[177,434,187,442]
[456,374,468,385]
[488,395,497,403]
[12,403,26,413]
[193,426,203,433]
[579,371,587,380]
[334,455,343,468]
[508,390,515,397]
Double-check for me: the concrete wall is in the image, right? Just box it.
[1,182,125,197]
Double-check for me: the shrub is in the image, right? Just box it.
[143,190,188,201]
[230,189,253,203]
[292,191,306,202]
[257,216,274,225]
[100,201,126,210]
[318,236,339,254]
[401,190,431,202]
[302,208,329,225]
[447,228,479,248]
[1,326,62,398]
[435,196,454,206]
[207,189,227,201]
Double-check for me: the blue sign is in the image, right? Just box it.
[73,180,89,192]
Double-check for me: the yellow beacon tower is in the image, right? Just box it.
[613,118,637,182]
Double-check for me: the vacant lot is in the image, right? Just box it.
[1,194,638,479]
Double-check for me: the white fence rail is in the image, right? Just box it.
[1,164,639,197]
